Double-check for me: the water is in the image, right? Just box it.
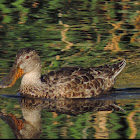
[0,0,140,139]
[0,89,140,139]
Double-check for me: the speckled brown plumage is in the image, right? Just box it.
[0,48,126,99]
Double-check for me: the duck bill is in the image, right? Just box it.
[0,64,24,88]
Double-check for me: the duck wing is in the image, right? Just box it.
[41,60,126,98]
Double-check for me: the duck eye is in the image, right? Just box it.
[26,56,30,59]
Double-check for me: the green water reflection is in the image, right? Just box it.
[0,94,140,139]
[0,0,140,139]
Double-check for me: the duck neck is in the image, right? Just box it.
[21,67,42,87]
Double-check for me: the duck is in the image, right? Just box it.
[0,48,126,99]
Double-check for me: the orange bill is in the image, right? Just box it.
[9,113,23,130]
[0,64,24,88]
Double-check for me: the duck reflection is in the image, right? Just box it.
[0,97,124,139]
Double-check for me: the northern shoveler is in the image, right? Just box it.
[0,48,126,99]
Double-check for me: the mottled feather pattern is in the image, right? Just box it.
[38,59,126,99]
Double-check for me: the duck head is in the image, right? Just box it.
[0,48,41,88]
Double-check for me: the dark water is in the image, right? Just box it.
[0,0,140,139]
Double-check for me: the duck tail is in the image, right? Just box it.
[112,59,126,79]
